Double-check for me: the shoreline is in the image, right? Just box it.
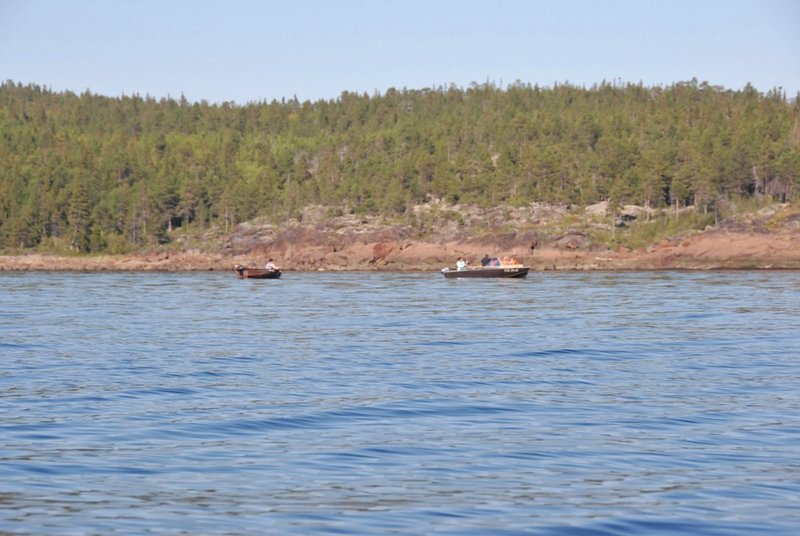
[3,230,800,273]
[3,203,798,274]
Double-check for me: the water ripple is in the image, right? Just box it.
[1,271,799,534]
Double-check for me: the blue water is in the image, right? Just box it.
[1,271,799,535]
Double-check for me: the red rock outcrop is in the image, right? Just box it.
[2,203,799,272]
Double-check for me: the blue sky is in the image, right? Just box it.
[1,0,798,104]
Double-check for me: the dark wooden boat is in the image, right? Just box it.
[442,266,529,279]
[234,266,281,279]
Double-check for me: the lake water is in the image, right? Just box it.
[1,270,799,535]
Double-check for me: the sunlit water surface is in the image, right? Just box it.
[1,271,799,534]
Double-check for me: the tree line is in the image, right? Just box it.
[1,79,798,252]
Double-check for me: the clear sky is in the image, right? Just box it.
[1,0,798,104]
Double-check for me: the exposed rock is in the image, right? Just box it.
[3,202,799,272]
[371,242,395,262]
[554,233,590,250]
[585,201,608,217]
[621,204,652,218]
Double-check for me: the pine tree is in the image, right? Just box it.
[67,179,91,252]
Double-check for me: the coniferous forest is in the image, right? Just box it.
[1,79,799,253]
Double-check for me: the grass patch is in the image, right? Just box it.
[585,211,716,251]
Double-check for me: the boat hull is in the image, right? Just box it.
[234,267,281,279]
[442,266,529,279]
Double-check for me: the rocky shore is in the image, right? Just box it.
[2,202,799,272]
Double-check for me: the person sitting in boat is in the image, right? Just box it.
[456,257,468,271]
[480,254,491,266]
[265,258,279,271]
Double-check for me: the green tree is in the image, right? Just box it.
[67,179,91,252]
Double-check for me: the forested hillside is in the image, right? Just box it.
[1,79,798,253]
